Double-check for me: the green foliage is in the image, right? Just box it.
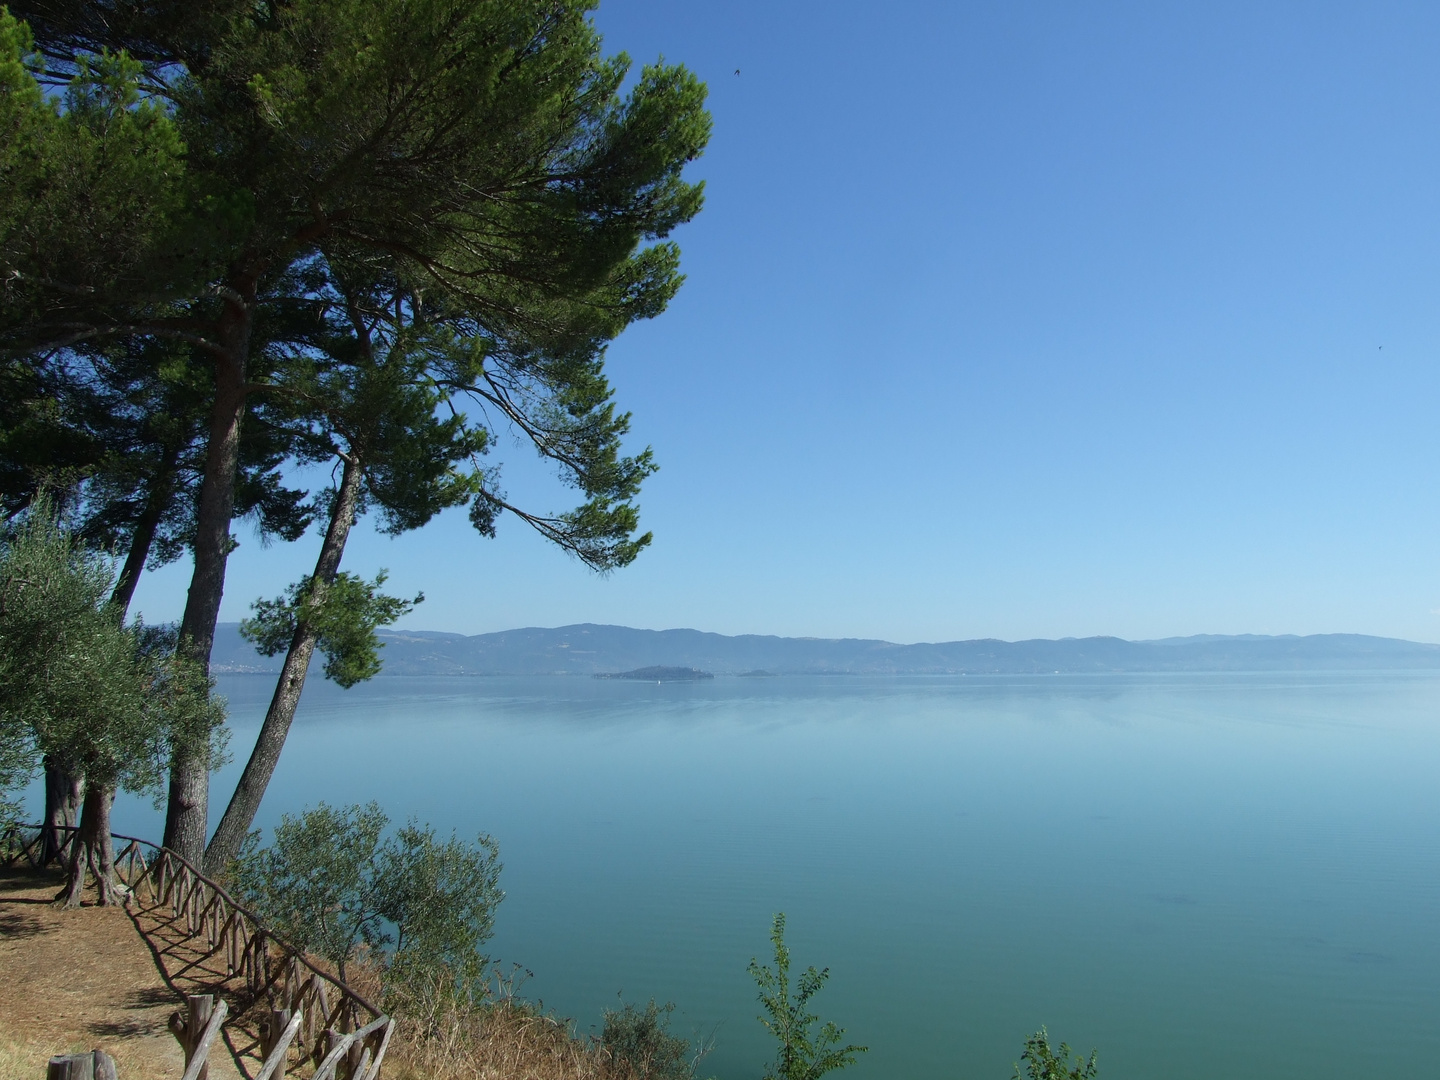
[0,10,240,351]
[258,258,487,541]
[240,569,420,688]
[135,623,231,771]
[0,11,298,549]
[748,914,866,1080]
[0,504,227,801]
[234,801,388,976]
[68,335,312,577]
[372,820,504,1016]
[233,801,503,1011]
[7,0,713,576]
[1013,1028,1099,1080]
[602,998,707,1080]
[181,0,710,314]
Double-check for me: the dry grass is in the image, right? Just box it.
[0,1032,187,1080]
[0,1035,42,1080]
[384,999,642,1080]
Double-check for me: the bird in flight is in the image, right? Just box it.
[735,68,741,75]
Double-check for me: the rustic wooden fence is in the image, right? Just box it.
[2,824,395,1080]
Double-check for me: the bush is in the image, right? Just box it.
[0,505,225,903]
[602,998,708,1080]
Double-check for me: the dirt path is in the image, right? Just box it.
[0,867,245,1080]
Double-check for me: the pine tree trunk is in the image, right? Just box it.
[205,456,363,873]
[62,783,117,908]
[41,759,84,867]
[163,287,255,865]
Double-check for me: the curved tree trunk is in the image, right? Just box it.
[205,455,363,873]
[61,782,118,908]
[164,287,256,865]
[41,759,84,867]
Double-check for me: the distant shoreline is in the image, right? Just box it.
[210,623,1440,678]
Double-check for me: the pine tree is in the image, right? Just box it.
[3,1,710,862]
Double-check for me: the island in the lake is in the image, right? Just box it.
[594,666,715,681]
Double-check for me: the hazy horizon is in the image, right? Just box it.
[337,621,1440,649]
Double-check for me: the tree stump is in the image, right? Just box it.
[46,1050,116,1080]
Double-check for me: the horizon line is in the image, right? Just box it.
[215,621,1440,650]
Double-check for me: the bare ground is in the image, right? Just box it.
[0,866,245,1080]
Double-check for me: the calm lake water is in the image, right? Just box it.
[90,672,1440,1079]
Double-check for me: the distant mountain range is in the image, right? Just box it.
[210,623,1440,676]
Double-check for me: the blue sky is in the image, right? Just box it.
[133,0,1440,644]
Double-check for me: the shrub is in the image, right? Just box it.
[602,998,707,1080]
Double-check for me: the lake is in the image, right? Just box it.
[92,671,1440,1079]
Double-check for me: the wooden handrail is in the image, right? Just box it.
[2,823,396,1079]
[2,823,384,1019]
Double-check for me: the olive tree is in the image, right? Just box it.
[232,802,503,1017]
[0,507,225,905]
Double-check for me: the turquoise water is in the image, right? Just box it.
[102,672,1440,1078]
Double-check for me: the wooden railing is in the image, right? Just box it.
[2,824,395,1080]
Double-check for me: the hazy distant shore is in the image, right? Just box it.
[210,623,1440,677]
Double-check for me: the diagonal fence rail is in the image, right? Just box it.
[2,823,394,1080]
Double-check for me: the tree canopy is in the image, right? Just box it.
[1,0,710,867]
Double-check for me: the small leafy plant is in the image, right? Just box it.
[1013,1027,1098,1080]
[748,913,866,1080]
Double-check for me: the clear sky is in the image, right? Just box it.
[132,0,1440,645]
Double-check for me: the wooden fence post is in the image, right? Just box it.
[177,997,228,1080]
[182,994,213,1080]
[255,1009,302,1080]
[324,1030,343,1075]
[262,1009,292,1066]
